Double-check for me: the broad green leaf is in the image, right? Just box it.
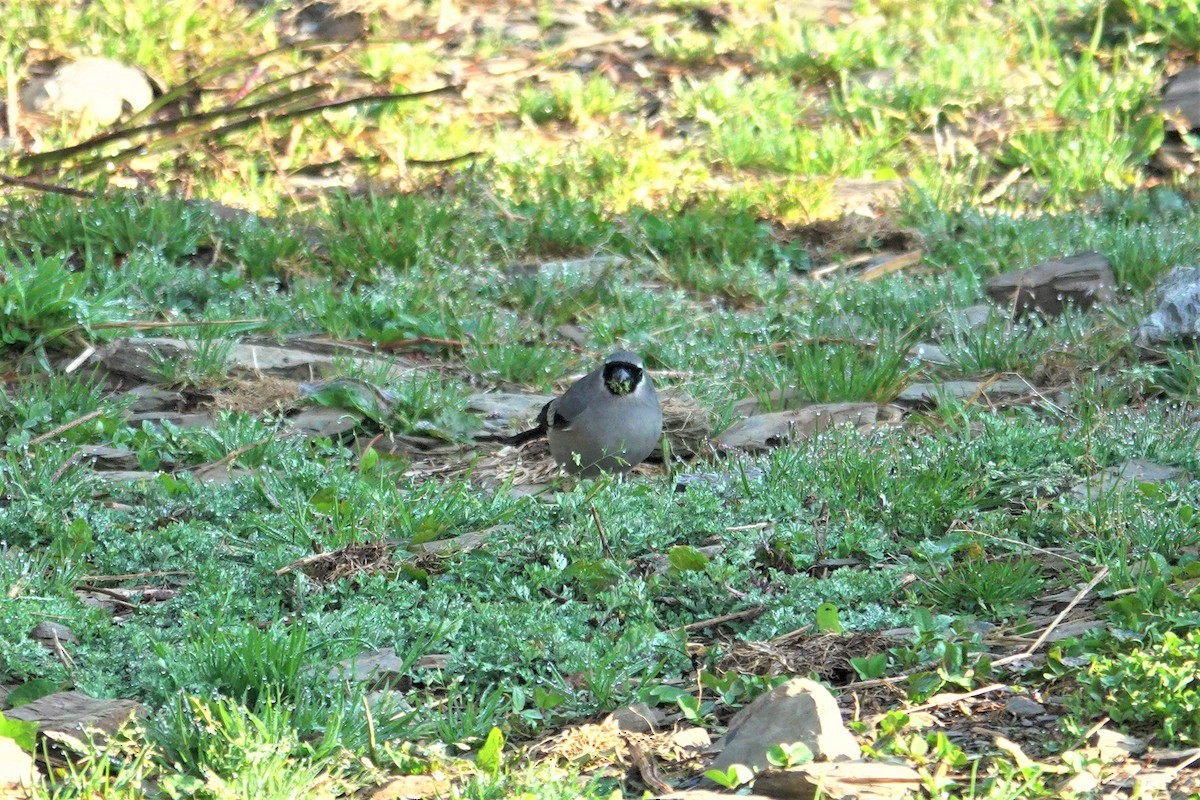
[0,712,38,753]
[704,764,753,788]
[358,446,380,473]
[533,686,566,711]
[6,679,59,709]
[50,517,94,560]
[850,653,888,680]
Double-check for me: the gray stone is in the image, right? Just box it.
[29,621,78,645]
[287,407,363,438]
[985,251,1115,316]
[897,378,1032,405]
[907,342,953,365]
[1069,459,1185,501]
[127,386,185,413]
[5,691,144,742]
[467,391,553,435]
[1163,68,1200,131]
[938,303,998,335]
[21,57,153,124]
[99,336,414,383]
[1088,729,1148,761]
[1134,266,1200,348]
[753,761,923,800]
[716,404,903,452]
[1005,696,1045,718]
[328,648,450,690]
[670,725,712,752]
[607,703,664,733]
[708,678,860,776]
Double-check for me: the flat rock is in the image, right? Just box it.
[5,691,144,742]
[1068,459,1185,501]
[656,793,775,800]
[286,407,364,438]
[656,793,776,800]
[897,378,1033,405]
[125,411,216,430]
[716,404,903,452]
[328,648,450,690]
[708,677,860,775]
[126,385,185,413]
[908,342,954,365]
[937,303,999,335]
[1163,68,1200,130]
[1005,696,1045,718]
[985,251,1115,316]
[21,57,153,124]
[1133,265,1200,348]
[607,702,666,733]
[98,336,414,383]
[467,391,553,434]
[1087,729,1148,761]
[30,621,78,645]
[753,761,923,800]
[79,445,151,471]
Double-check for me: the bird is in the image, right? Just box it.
[507,350,663,477]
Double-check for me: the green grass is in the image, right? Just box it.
[2,0,1200,796]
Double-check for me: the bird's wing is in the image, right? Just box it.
[543,369,601,429]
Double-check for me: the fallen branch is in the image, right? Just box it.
[29,409,107,447]
[674,606,765,633]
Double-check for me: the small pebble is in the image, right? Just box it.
[1006,696,1046,718]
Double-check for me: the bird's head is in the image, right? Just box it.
[602,351,645,396]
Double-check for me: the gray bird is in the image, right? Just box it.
[508,350,663,477]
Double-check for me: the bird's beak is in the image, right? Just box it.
[607,365,635,395]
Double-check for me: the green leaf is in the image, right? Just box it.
[703,764,753,788]
[50,517,95,560]
[158,473,191,496]
[6,679,59,709]
[562,559,623,595]
[815,603,844,633]
[676,694,703,723]
[358,446,380,473]
[0,712,38,753]
[477,726,505,775]
[302,379,391,425]
[647,685,691,704]
[850,652,888,680]
[533,686,566,711]
[409,520,451,545]
[309,486,346,515]
[668,545,710,572]
[767,741,814,768]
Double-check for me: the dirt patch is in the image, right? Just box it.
[717,629,903,685]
